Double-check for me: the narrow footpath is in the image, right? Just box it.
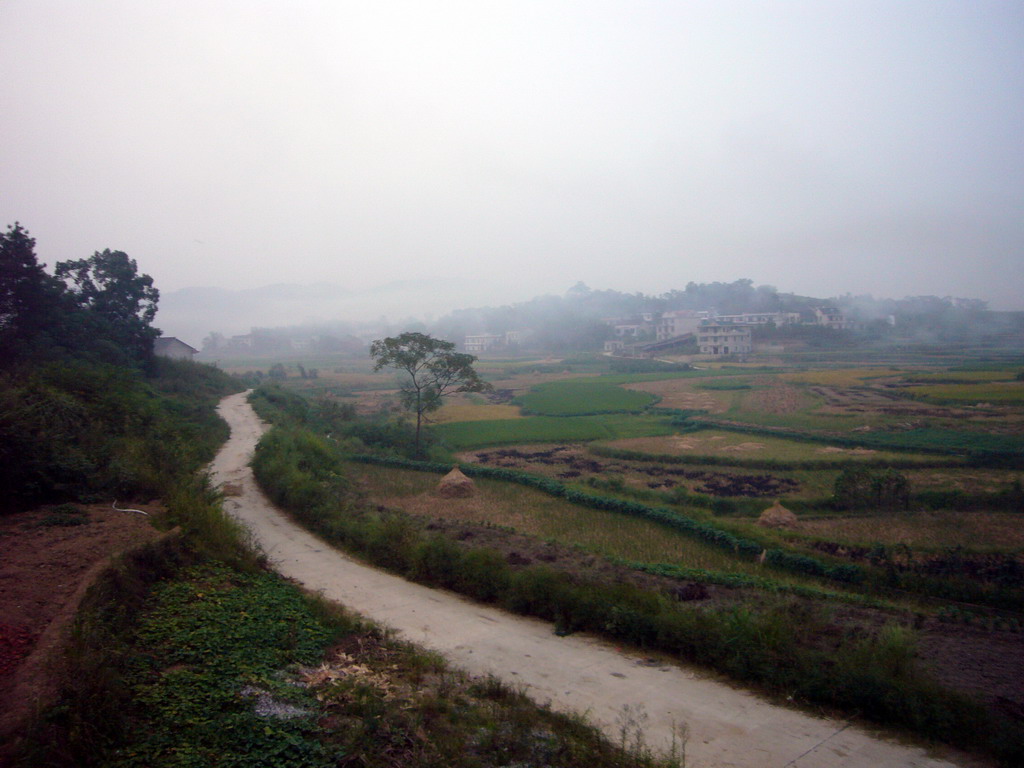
[209,392,969,768]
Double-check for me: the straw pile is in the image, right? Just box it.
[757,500,798,529]
[437,467,476,498]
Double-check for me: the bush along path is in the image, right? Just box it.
[210,391,977,768]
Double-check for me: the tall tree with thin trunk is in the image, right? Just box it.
[370,332,491,452]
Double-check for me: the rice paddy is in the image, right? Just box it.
[433,413,676,450]
[348,462,834,586]
[431,402,524,423]
[905,381,1024,404]
[515,379,658,415]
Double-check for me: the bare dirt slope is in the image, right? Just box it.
[0,503,162,750]
[210,392,973,768]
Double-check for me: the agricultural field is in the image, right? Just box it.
[457,443,829,500]
[433,414,676,450]
[431,401,524,424]
[602,431,941,464]
[252,351,1024,762]
[796,511,1024,551]
[903,380,1024,405]
[622,378,732,412]
[516,379,658,415]
[349,461,838,588]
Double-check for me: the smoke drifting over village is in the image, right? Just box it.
[2,1,1022,324]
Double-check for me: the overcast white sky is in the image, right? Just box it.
[2,0,1022,312]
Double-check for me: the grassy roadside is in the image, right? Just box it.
[10,380,685,767]
[17,484,684,768]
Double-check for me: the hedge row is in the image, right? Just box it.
[619,559,888,607]
[346,454,866,585]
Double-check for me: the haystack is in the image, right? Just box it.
[437,467,476,498]
[757,500,798,529]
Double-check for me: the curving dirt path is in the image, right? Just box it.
[209,392,971,768]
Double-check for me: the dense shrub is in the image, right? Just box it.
[0,359,240,513]
[833,466,910,511]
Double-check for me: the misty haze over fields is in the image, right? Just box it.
[2,1,1022,320]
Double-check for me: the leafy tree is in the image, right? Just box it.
[370,332,491,452]
[0,222,64,362]
[872,468,910,511]
[56,249,160,363]
[833,467,874,510]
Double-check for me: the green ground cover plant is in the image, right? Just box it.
[108,563,337,768]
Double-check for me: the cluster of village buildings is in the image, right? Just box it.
[601,307,852,357]
[463,307,851,359]
[156,306,852,363]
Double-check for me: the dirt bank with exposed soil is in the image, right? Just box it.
[0,503,163,754]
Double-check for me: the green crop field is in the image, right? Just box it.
[434,413,675,450]
[516,379,658,415]
[908,370,1020,383]
[906,381,1024,404]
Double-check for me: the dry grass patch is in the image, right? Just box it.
[621,379,729,412]
[432,396,523,424]
[601,432,931,464]
[739,379,810,415]
[798,512,1024,550]
[906,468,1024,494]
[488,370,602,391]
[778,368,910,387]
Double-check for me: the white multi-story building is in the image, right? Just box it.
[464,334,503,353]
[656,310,706,340]
[697,323,752,356]
[464,331,525,353]
[813,307,853,330]
[714,311,801,326]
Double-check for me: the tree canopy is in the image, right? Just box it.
[0,223,160,368]
[57,249,160,363]
[369,332,491,452]
[0,223,65,361]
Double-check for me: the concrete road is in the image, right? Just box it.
[209,392,971,768]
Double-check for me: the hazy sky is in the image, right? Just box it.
[2,0,1022,312]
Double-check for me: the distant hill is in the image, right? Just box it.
[155,278,513,345]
